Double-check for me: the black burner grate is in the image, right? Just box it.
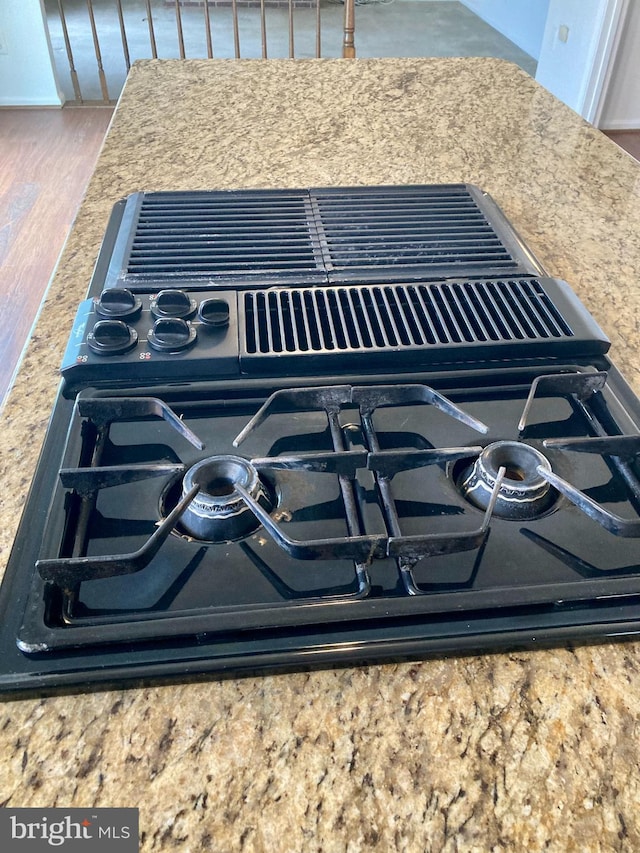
[7,361,640,695]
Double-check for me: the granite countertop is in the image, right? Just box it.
[2,58,640,850]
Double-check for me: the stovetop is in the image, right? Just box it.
[3,184,640,698]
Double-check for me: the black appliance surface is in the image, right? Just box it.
[59,277,608,392]
[3,184,640,698]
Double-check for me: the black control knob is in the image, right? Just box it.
[87,320,138,355]
[150,289,196,320]
[198,298,230,328]
[96,288,142,321]
[148,318,197,353]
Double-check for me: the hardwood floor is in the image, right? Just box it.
[603,130,640,162]
[0,106,113,409]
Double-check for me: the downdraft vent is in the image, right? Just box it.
[240,278,609,369]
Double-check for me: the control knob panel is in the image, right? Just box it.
[61,288,240,393]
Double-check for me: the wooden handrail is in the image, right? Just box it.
[342,0,356,58]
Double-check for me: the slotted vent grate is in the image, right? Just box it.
[121,190,324,284]
[242,279,579,360]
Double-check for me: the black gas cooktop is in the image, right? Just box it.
[3,184,640,698]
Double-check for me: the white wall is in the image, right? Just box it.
[459,0,550,60]
[599,0,640,129]
[0,0,61,106]
[535,0,624,121]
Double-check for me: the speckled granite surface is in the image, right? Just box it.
[2,58,640,850]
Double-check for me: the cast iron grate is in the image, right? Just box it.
[100,185,543,291]
[21,373,640,657]
[313,185,537,281]
[116,190,325,287]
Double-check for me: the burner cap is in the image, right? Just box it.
[458,441,556,520]
[180,455,272,542]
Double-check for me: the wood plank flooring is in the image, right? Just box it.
[603,130,640,162]
[0,106,113,409]
[0,109,637,415]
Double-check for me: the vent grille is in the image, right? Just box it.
[122,190,324,283]
[314,186,522,278]
[242,279,576,359]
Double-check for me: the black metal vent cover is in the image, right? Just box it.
[240,277,610,371]
[98,185,544,293]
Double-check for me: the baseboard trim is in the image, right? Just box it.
[0,96,63,108]
[0,104,62,111]
[600,119,640,131]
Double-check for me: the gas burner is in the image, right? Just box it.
[12,361,640,696]
[178,455,273,542]
[457,441,557,520]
